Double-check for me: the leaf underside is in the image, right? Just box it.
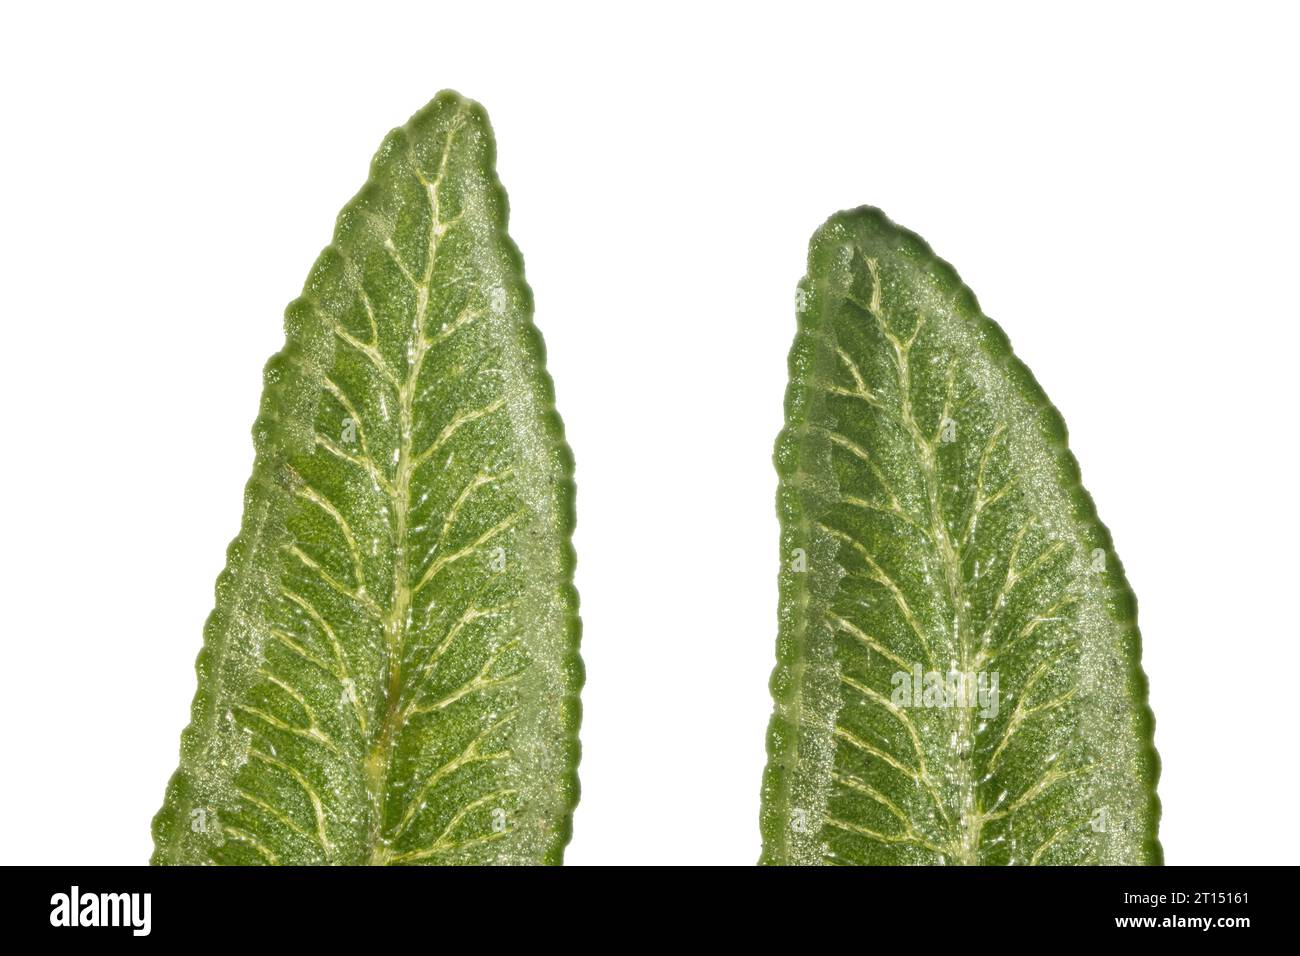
[153,91,581,865]
[760,208,1160,865]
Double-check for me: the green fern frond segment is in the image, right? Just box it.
[761,207,1159,865]
[152,91,581,865]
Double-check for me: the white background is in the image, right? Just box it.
[2,1,1297,866]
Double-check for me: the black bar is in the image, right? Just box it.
[8,865,1279,939]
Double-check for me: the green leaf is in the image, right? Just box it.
[152,91,581,865]
[761,207,1160,865]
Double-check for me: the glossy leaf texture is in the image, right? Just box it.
[153,92,581,865]
[761,208,1159,865]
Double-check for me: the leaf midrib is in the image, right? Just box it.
[363,106,467,865]
[852,257,980,863]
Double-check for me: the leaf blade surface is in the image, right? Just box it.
[153,91,581,865]
[761,207,1159,865]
